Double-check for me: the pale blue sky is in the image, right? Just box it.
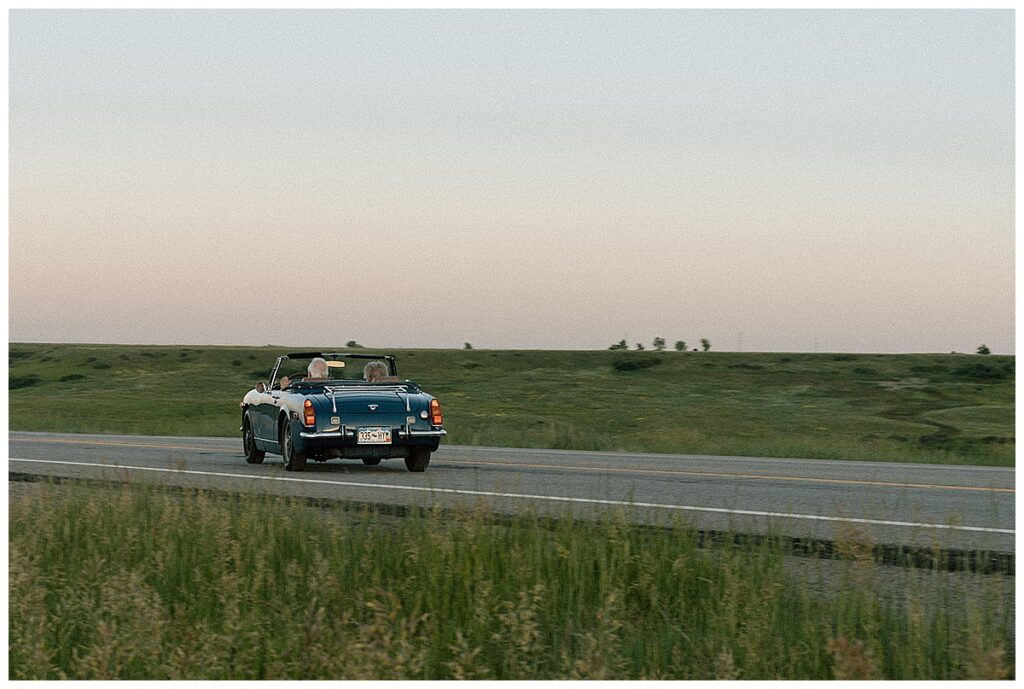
[9,10,1014,352]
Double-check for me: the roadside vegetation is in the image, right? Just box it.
[9,479,1013,680]
[7,343,1014,466]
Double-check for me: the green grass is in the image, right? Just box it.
[9,480,1013,679]
[7,343,1015,466]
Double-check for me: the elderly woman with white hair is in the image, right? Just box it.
[362,360,390,382]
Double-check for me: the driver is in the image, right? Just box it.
[306,357,329,381]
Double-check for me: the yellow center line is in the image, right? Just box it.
[10,436,1013,494]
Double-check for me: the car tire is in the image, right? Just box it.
[362,457,382,466]
[280,421,308,472]
[242,414,265,464]
[405,448,430,472]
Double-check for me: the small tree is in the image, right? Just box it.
[608,340,628,351]
[345,340,362,348]
[464,342,473,350]
[635,343,645,351]
[977,344,991,355]
[653,337,666,351]
[700,338,710,352]
[674,340,686,352]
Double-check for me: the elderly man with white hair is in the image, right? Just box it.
[306,357,329,381]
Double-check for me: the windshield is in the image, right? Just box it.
[273,356,395,387]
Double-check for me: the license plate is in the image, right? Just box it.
[357,427,392,444]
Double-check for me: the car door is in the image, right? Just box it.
[254,360,283,444]
[250,389,270,444]
[265,390,284,446]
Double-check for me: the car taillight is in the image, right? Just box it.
[430,399,443,426]
[303,399,316,426]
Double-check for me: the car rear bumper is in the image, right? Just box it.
[300,428,446,440]
[295,427,445,456]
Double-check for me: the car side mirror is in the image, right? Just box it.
[255,381,266,393]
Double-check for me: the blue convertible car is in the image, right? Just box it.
[240,352,445,472]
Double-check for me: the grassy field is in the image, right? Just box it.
[8,343,1015,466]
[9,479,1013,680]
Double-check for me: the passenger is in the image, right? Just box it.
[363,360,389,382]
[306,357,329,381]
[278,375,291,388]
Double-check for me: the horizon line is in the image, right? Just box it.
[7,340,1012,356]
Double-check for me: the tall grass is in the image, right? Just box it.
[9,480,1014,679]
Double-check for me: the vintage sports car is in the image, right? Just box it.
[240,352,445,472]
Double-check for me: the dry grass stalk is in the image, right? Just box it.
[714,648,740,680]
[964,631,1009,680]
[827,636,879,680]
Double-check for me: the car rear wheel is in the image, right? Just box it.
[362,457,382,466]
[280,421,308,472]
[242,415,265,464]
[405,448,430,472]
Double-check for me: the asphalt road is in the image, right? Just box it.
[8,431,1015,552]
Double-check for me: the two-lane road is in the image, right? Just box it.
[8,431,1015,551]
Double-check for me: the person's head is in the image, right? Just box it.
[307,357,328,379]
[363,360,389,382]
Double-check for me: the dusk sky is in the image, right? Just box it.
[9,10,1014,353]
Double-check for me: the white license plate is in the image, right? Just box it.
[357,427,392,444]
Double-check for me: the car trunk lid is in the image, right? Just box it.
[321,384,412,415]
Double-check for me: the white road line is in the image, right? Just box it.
[8,457,1015,535]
